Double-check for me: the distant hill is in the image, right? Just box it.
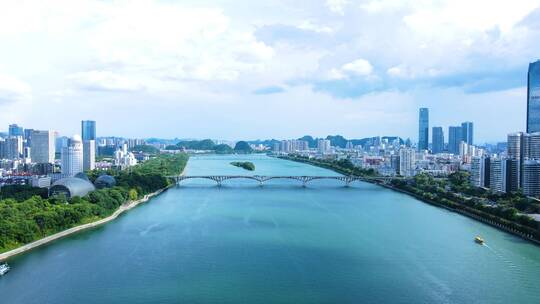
[234,141,253,153]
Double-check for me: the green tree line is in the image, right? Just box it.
[0,153,189,253]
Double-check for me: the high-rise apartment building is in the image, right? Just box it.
[30,130,55,163]
[505,159,520,193]
[470,156,490,188]
[527,60,540,133]
[522,160,540,197]
[62,135,83,177]
[418,108,429,151]
[489,158,505,193]
[317,139,331,154]
[448,126,462,155]
[432,127,444,154]
[461,122,473,145]
[507,132,527,187]
[399,148,416,177]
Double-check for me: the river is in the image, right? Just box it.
[1,154,539,303]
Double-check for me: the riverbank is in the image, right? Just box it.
[0,153,189,258]
[379,183,540,245]
[0,187,169,261]
[280,155,540,245]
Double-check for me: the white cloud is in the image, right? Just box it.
[342,59,373,76]
[297,21,334,34]
[328,58,373,79]
[326,0,350,15]
[83,2,275,85]
[386,64,440,79]
[0,0,538,141]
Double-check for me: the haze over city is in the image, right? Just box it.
[1,0,540,141]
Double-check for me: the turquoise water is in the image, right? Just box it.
[1,154,540,303]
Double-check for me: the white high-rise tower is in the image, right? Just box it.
[62,135,83,177]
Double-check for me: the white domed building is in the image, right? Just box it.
[61,135,84,177]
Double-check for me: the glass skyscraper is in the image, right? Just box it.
[8,124,23,137]
[448,126,462,155]
[418,108,429,151]
[461,122,473,145]
[432,126,444,154]
[81,120,96,141]
[527,60,540,133]
[81,120,96,171]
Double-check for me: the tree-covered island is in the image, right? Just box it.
[230,161,255,171]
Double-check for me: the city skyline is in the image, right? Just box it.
[2,2,540,302]
[0,1,539,141]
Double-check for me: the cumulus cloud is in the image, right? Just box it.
[0,0,539,141]
[328,59,373,80]
[326,0,350,15]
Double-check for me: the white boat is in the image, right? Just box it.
[0,262,10,276]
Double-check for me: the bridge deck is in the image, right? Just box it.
[168,175,396,186]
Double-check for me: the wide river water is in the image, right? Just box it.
[1,155,540,303]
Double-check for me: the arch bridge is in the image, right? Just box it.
[167,175,398,187]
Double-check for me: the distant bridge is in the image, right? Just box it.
[168,175,399,187]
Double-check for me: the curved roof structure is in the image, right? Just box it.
[50,177,96,198]
[74,172,90,181]
[95,175,116,189]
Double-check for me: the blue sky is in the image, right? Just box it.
[0,0,539,143]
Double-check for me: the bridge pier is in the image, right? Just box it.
[167,175,400,187]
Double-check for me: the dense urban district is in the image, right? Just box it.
[1,61,540,252]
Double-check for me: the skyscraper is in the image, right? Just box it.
[529,132,540,160]
[8,124,23,137]
[507,132,526,187]
[522,160,540,197]
[81,120,96,171]
[24,128,33,147]
[81,120,96,141]
[418,108,429,151]
[471,156,490,188]
[461,122,473,145]
[62,135,83,177]
[505,159,520,193]
[30,130,55,163]
[6,136,23,159]
[527,60,540,133]
[83,140,96,171]
[448,126,462,155]
[489,158,505,193]
[432,127,444,154]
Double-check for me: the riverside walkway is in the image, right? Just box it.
[168,175,398,187]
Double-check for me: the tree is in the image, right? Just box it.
[129,189,138,201]
[130,145,159,154]
[215,144,234,154]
